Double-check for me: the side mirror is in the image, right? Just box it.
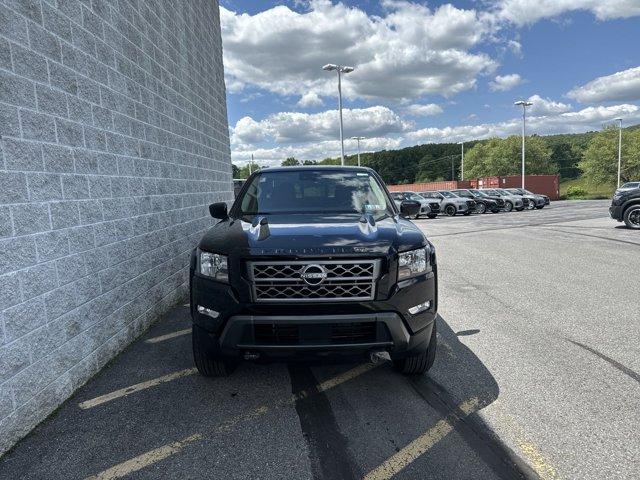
[399,200,420,218]
[209,202,228,219]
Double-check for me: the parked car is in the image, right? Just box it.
[451,189,501,214]
[504,188,546,209]
[391,195,422,219]
[190,166,438,376]
[512,188,550,206]
[467,189,507,211]
[610,182,640,229]
[419,191,474,216]
[481,189,525,212]
[391,191,437,219]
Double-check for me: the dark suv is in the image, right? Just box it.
[610,182,640,229]
[190,167,438,376]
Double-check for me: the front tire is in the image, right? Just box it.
[444,205,456,216]
[192,325,237,377]
[623,205,640,229]
[393,322,437,375]
[476,203,486,214]
[504,201,514,212]
[528,200,536,210]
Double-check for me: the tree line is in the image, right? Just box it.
[232,124,640,187]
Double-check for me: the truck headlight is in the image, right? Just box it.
[199,251,228,281]
[398,247,430,280]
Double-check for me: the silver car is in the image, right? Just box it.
[419,191,474,216]
[482,189,524,212]
[390,191,434,219]
[505,188,546,209]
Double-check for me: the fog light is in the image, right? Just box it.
[197,305,219,318]
[408,301,431,315]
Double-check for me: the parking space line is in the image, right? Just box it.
[518,440,561,480]
[86,433,203,480]
[84,363,380,479]
[78,368,197,409]
[362,397,479,480]
[145,328,191,344]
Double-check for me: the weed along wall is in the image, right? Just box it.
[0,0,231,453]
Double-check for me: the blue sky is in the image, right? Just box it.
[219,1,640,165]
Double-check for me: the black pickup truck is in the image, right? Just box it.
[610,182,640,229]
[190,167,438,376]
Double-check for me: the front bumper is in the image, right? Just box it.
[610,205,623,221]
[191,270,437,359]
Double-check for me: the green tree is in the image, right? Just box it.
[464,135,557,178]
[235,162,261,179]
[281,157,300,166]
[232,164,240,178]
[579,126,640,185]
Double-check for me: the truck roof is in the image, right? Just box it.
[252,165,374,173]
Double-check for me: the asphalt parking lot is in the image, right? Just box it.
[1,200,638,480]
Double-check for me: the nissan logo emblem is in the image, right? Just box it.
[300,264,327,285]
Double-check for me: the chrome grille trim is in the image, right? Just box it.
[248,259,381,303]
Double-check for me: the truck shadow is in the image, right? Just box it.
[0,309,539,480]
[298,314,540,480]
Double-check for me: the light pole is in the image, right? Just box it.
[351,136,365,166]
[458,141,464,180]
[514,100,533,188]
[323,64,354,166]
[614,118,622,188]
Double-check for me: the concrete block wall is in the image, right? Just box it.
[0,0,232,453]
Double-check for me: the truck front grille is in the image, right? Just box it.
[249,259,381,302]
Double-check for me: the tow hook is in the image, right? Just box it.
[369,350,387,364]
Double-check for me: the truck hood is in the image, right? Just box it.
[198,213,426,257]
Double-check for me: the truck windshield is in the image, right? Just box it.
[236,170,393,218]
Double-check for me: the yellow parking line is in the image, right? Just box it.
[78,368,197,409]
[518,440,561,480]
[363,397,480,480]
[85,363,380,479]
[86,433,203,480]
[145,328,191,344]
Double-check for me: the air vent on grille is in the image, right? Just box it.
[249,260,380,303]
[252,322,377,345]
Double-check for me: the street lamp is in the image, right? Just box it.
[614,118,622,188]
[323,64,354,166]
[514,100,533,189]
[457,141,464,180]
[351,136,365,167]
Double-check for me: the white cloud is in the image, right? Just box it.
[231,106,409,145]
[527,94,572,115]
[232,137,403,166]
[406,103,640,143]
[490,0,640,26]
[489,73,523,91]
[297,92,324,108]
[233,103,640,165]
[232,116,266,144]
[406,103,443,116]
[221,1,496,102]
[567,67,640,103]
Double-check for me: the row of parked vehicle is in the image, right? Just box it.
[390,188,551,219]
